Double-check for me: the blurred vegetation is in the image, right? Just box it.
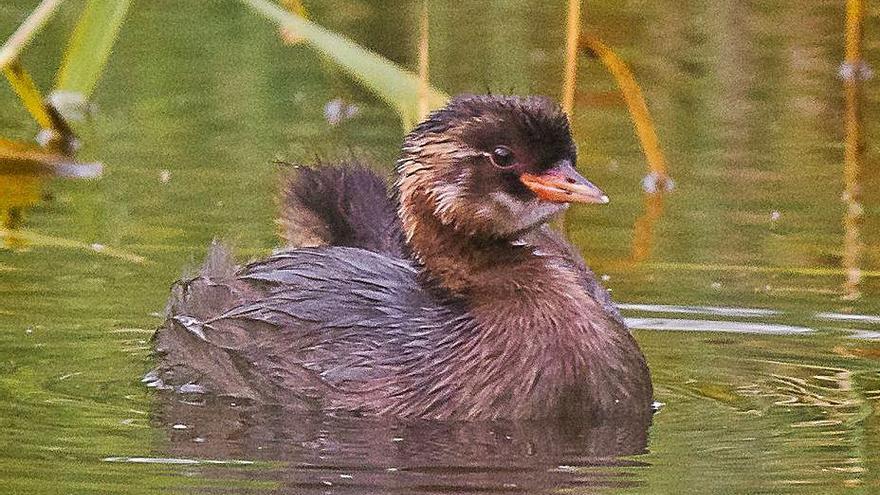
[2,0,673,264]
[0,0,874,305]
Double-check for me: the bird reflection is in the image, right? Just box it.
[153,395,652,494]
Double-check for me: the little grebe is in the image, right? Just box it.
[151,95,652,421]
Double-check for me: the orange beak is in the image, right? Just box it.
[519,161,609,204]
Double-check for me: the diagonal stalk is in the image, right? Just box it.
[0,0,65,70]
[239,0,448,130]
[3,60,55,130]
[55,0,131,98]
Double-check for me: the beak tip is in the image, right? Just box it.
[599,195,610,204]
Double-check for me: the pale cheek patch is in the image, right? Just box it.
[431,167,472,226]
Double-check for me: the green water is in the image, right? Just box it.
[2,0,879,493]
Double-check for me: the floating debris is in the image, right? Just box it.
[838,60,873,82]
[324,98,359,125]
[641,171,675,194]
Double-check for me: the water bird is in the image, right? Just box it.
[151,94,653,421]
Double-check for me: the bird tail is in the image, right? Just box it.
[277,163,404,257]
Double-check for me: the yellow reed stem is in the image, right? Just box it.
[555,0,582,233]
[844,0,862,63]
[631,192,664,262]
[416,0,430,122]
[0,174,43,233]
[3,60,54,130]
[562,0,581,116]
[581,35,670,184]
[842,0,864,300]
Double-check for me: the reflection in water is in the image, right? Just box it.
[152,396,651,494]
[841,0,867,301]
[816,312,880,325]
[0,170,147,261]
[569,32,673,262]
[0,137,101,248]
[0,172,43,248]
[631,192,664,263]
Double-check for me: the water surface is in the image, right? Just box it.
[1,0,879,493]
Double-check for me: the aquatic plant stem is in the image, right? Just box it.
[238,0,448,130]
[842,0,864,300]
[581,34,670,185]
[417,0,430,122]
[562,0,581,116]
[55,0,132,97]
[631,192,664,263]
[3,60,54,130]
[0,0,64,70]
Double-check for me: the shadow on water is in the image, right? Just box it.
[143,395,651,494]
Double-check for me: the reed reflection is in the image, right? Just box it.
[568,29,673,262]
[841,0,868,300]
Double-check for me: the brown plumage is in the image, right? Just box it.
[150,94,652,421]
[277,163,404,257]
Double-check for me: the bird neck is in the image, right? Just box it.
[394,189,654,419]
[398,186,561,298]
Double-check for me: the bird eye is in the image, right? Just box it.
[490,146,515,168]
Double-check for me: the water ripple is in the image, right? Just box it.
[619,303,781,318]
[625,318,813,335]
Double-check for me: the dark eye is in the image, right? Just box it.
[490,146,515,168]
